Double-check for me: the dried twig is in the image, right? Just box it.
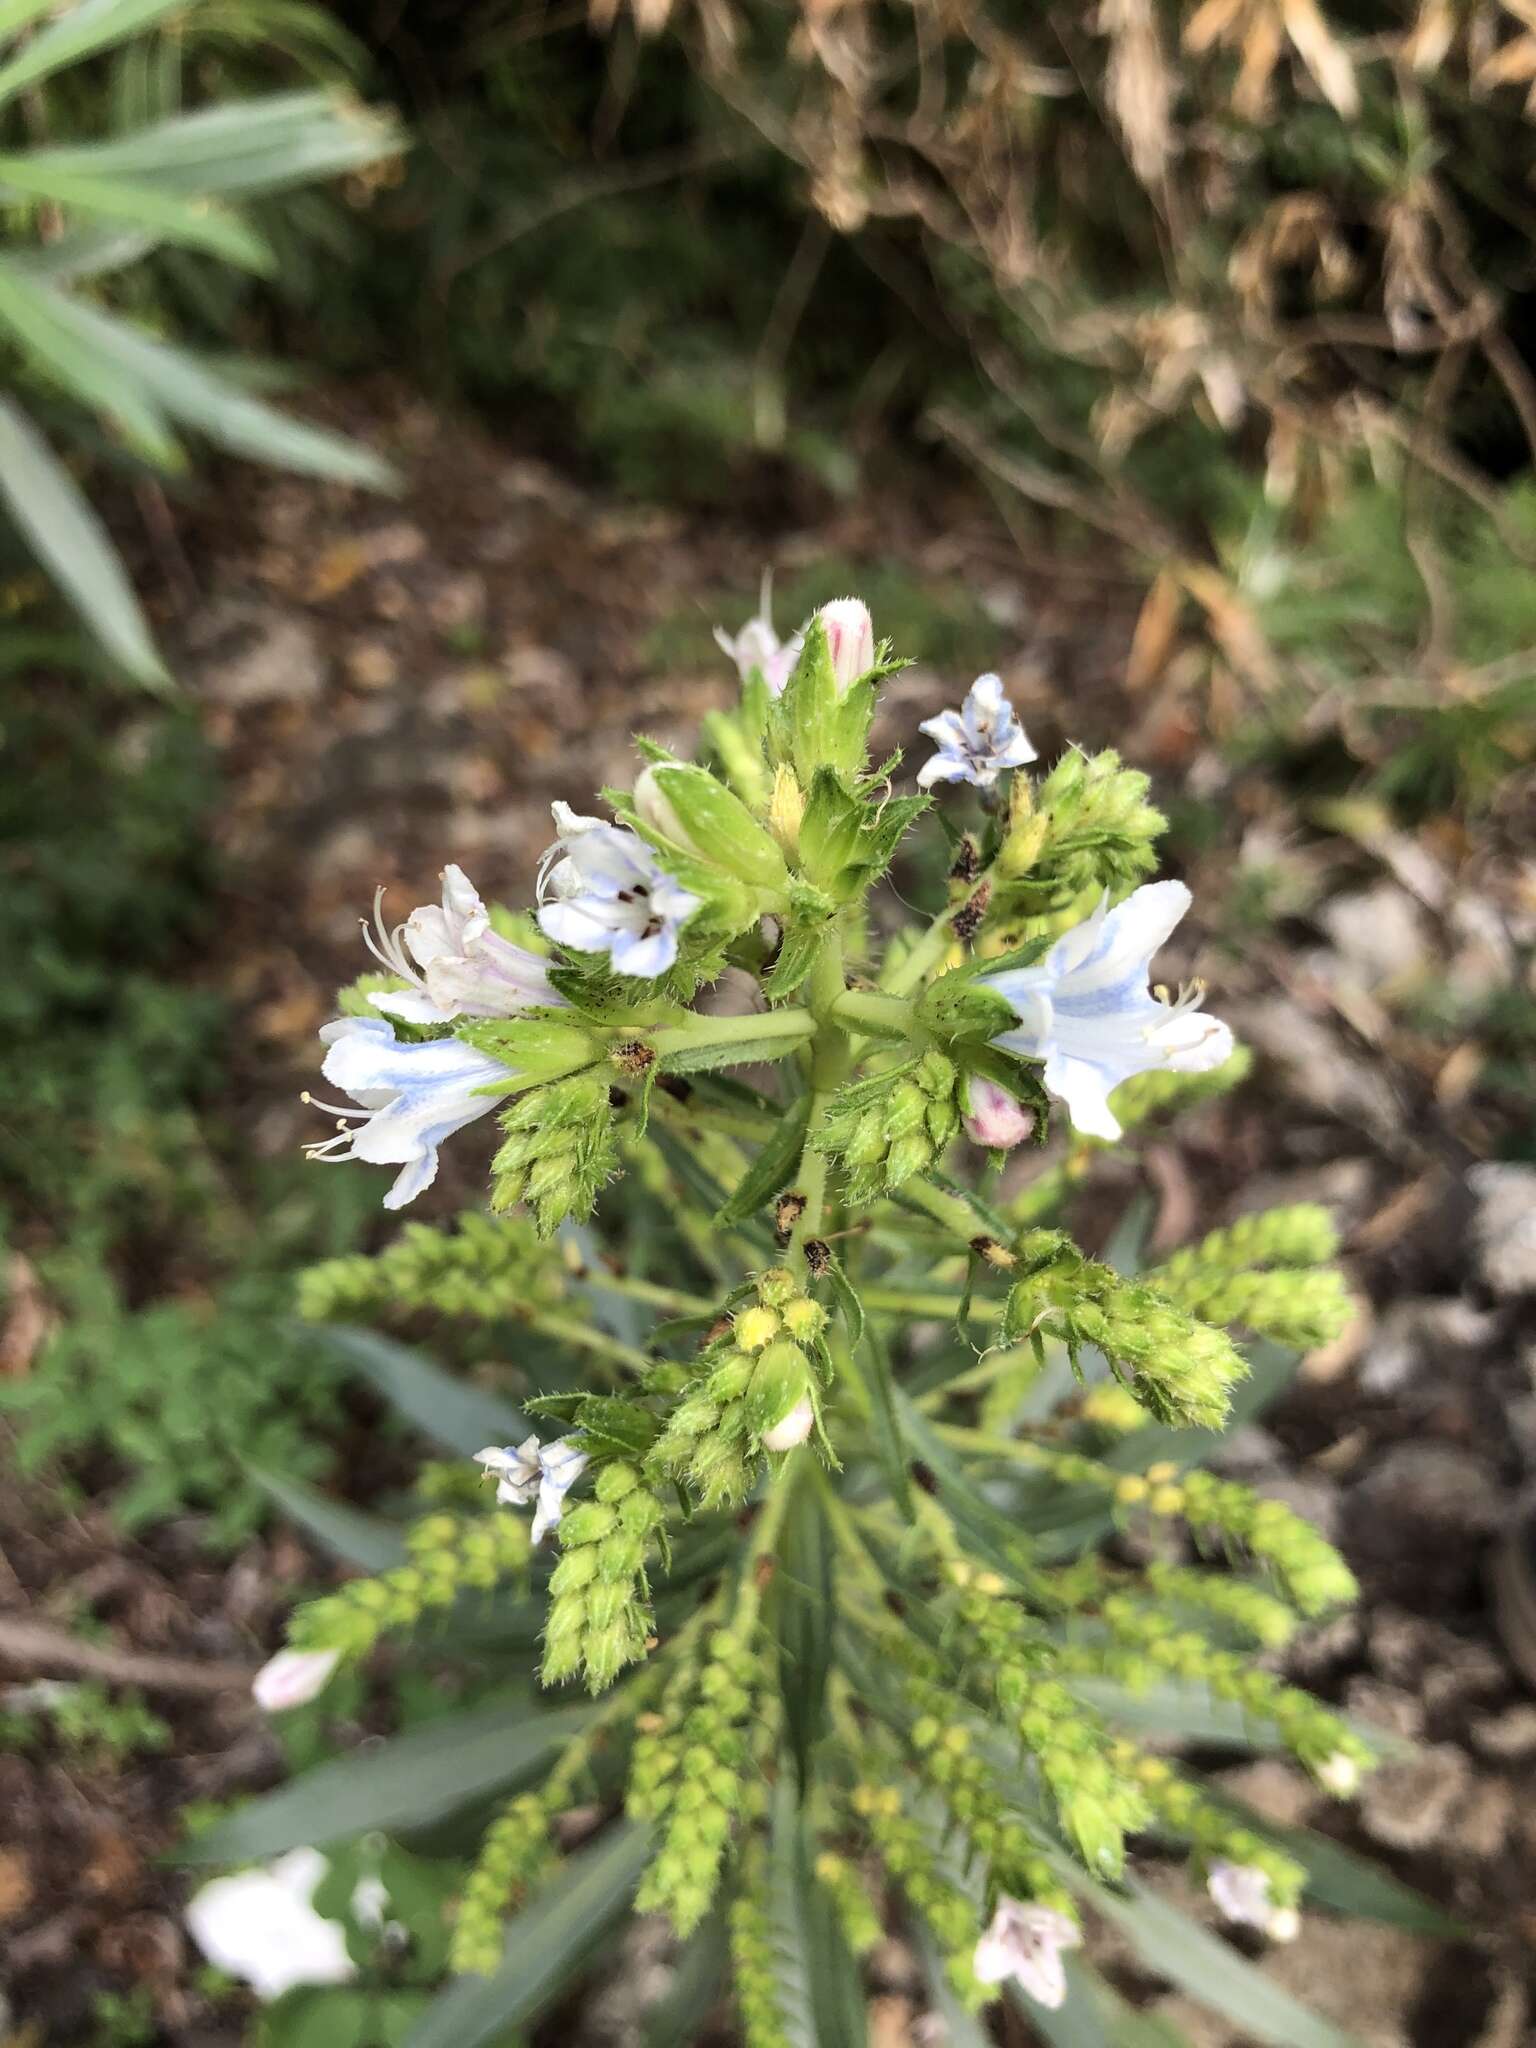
[0,1616,257,1698]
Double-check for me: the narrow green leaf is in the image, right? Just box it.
[247,1465,407,1572]
[18,92,400,196]
[0,395,167,686]
[1088,1880,1363,2048]
[825,1253,864,1347]
[306,1325,525,1456]
[0,261,177,463]
[659,1030,810,1075]
[0,0,186,102]
[180,1698,592,1864]
[766,1781,867,2048]
[716,1100,809,1226]
[915,1930,993,2048]
[403,1825,650,2048]
[640,1914,729,2048]
[848,1331,912,1517]
[1213,1794,1463,1935]
[0,156,271,270]
[42,292,394,487]
[774,1469,833,1790]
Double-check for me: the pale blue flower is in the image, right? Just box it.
[714,570,801,696]
[364,864,563,1027]
[536,802,700,979]
[1207,1862,1299,1942]
[475,1434,589,1544]
[917,673,1037,790]
[973,1897,1080,2008]
[982,880,1233,1141]
[304,1016,515,1209]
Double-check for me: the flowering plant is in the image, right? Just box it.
[192,596,1428,2048]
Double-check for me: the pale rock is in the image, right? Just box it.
[1468,1165,1536,1297]
[1359,1742,1469,1851]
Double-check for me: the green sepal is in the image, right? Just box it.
[454,1015,604,1083]
[768,617,885,786]
[763,913,829,1001]
[798,769,930,902]
[635,760,788,891]
[914,968,1019,1045]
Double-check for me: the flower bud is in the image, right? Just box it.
[767,762,806,853]
[252,1647,340,1713]
[633,765,689,844]
[816,598,874,691]
[631,762,786,890]
[1317,1751,1360,1797]
[762,1396,814,1452]
[963,1075,1036,1149]
[746,1337,812,1437]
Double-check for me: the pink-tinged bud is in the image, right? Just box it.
[252,1647,341,1713]
[762,1396,815,1452]
[817,598,874,692]
[963,1076,1036,1150]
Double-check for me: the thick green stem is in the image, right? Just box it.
[901,1173,1002,1245]
[861,1286,1003,1322]
[649,1006,813,1061]
[829,988,915,1039]
[526,1307,653,1377]
[789,929,855,1255]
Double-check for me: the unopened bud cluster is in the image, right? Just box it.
[629,1623,767,1933]
[1006,1230,1246,1429]
[652,1269,827,1506]
[450,1791,552,1975]
[298,1208,561,1323]
[542,1459,665,1691]
[816,1050,961,1202]
[287,1509,530,1661]
[491,1069,617,1233]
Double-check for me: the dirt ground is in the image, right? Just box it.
[3,383,1534,2046]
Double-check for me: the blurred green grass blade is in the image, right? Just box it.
[0,0,186,103]
[0,1,70,37]
[1008,1962,1190,2047]
[404,1824,651,2048]
[180,1698,593,1863]
[639,1915,728,2048]
[916,1930,993,2048]
[1087,1880,1363,2048]
[50,292,395,486]
[247,1464,408,1572]
[0,393,168,687]
[22,91,402,197]
[8,226,151,282]
[1212,1792,1463,1935]
[0,260,178,464]
[0,156,271,270]
[304,1325,525,1455]
[767,1780,867,2048]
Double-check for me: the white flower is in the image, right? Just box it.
[363,864,564,1026]
[304,1016,515,1210]
[1207,1861,1298,1941]
[252,1647,340,1713]
[475,1434,589,1544]
[917,673,1037,791]
[762,1396,815,1452]
[981,880,1233,1142]
[817,597,874,691]
[973,1897,1081,2009]
[962,1074,1036,1150]
[1317,1751,1360,1797]
[537,803,701,980]
[185,1849,354,2001]
[714,570,802,696]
